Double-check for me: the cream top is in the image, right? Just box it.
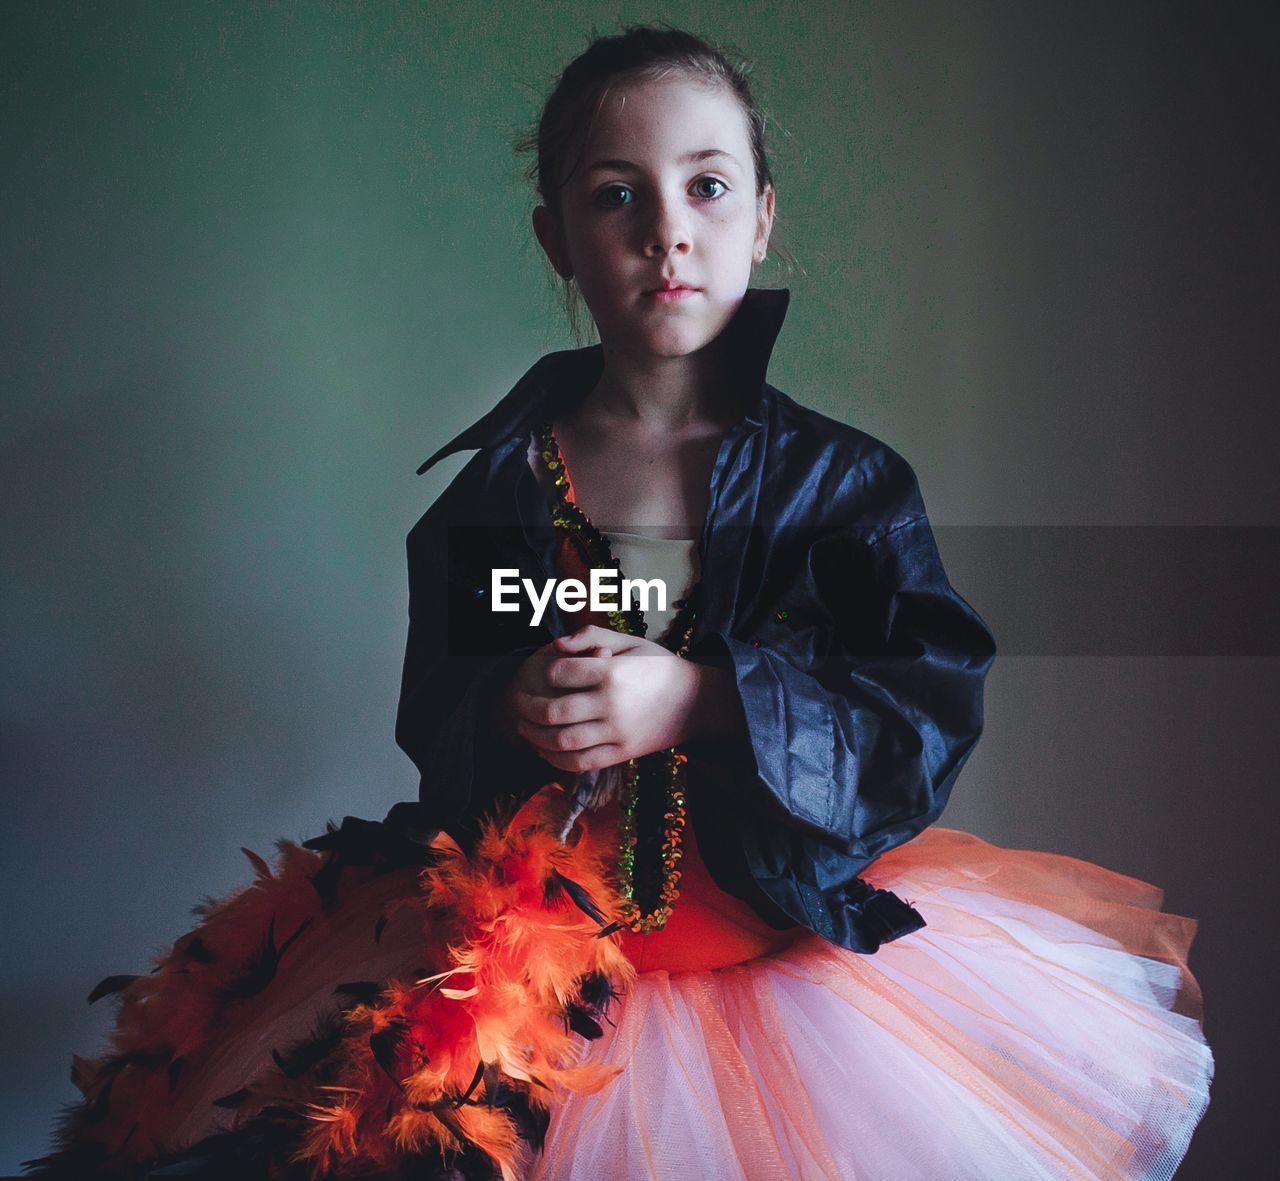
[527,433,701,642]
[605,529,700,643]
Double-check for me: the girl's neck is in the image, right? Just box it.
[583,332,740,433]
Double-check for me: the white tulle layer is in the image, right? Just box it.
[531,827,1214,1181]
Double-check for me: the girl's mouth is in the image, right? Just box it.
[647,287,697,303]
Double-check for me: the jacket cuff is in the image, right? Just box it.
[688,631,842,840]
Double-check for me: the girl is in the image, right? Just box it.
[30,25,1212,1181]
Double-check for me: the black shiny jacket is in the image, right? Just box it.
[395,288,997,954]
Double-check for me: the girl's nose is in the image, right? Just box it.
[643,198,691,257]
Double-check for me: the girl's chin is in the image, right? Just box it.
[600,317,732,362]
[606,334,717,364]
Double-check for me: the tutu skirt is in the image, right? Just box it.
[534,826,1213,1181]
[26,787,1213,1181]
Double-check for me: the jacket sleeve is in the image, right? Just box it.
[690,459,996,860]
[394,510,551,831]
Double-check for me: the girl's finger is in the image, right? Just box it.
[553,625,614,650]
[554,626,640,656]
[536,742,628,774]
[558,643,613,659]
[514,687,605,726]
[544,656,616,690]
[519,718,613,754]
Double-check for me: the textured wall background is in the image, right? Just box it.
[3,2,1275,1174]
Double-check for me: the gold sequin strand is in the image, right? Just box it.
[536,419,696,933]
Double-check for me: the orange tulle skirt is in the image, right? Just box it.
[534,820,1213,1180]
[32,786,1213,1181]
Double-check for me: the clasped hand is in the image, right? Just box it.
[501,624,703,773]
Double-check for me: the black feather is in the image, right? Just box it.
[68,1055,94,1095]
[84,1048,171,1121]
[84,1072,115,1124]
[564,1005,603,1040]
[308,852,343,911]
[369,1018,407,1089]
[301,818,342,851]
[458,1060,485,1105]
[563,971,621,1040]
[173,932,216,965]
[218,914,312,1001]
[334,979,383,1007]
[549,869,607,925]
[269,1027,335,1081]
[478,1069,551,1156]
[20,1137,110,1179]
[575,971,617,1013]
[433,1104,469,1144]
[190,894,220,918]
[277,915,311,957]
[212,1087,250,1109]
[87,974,139,1004]
[266,1009,348,1082]
[28,1097,317,1180]
[301,812,433,871]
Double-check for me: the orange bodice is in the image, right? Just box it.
[594,798,797,973]
[549,508,797,974]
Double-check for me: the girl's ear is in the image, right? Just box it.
[532,206,574,279]
[753,186,776,264]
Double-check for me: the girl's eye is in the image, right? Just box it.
[593,178,727,208]
[595,184,634,209]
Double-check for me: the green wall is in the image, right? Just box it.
[3,1,1272,1171]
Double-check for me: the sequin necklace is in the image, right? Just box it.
[536,419,696,933]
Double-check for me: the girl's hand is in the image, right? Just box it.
[505,624,708,773]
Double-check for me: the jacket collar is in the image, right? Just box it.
[416,286,791,475]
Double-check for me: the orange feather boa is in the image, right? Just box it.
[30,784,634,1181]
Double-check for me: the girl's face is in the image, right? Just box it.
[533,75,775,366]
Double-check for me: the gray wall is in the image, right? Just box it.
[3,2,1274,1175]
